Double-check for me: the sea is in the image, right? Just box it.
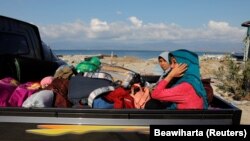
[53,49,227,60]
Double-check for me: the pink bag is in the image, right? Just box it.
[8,82,40,107]
[130,84,150,109]
[0,77,19,107]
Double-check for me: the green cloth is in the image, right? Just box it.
[168,49,208,109]
[76,57,101,73]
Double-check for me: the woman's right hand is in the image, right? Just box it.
[165,63,188,80]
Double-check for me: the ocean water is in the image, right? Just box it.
[54,50,162,60]
[53,49,225,60]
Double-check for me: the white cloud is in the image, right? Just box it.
[208,21,229,30]
[90,18,109,32]
[128,16,142,28]
[205,20,243,40]
[39,20,88,41]
[38,18,245,44]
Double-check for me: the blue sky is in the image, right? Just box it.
[1,0,250,52]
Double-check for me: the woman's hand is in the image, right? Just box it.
[165,63,188,81]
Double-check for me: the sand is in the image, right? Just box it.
[59,54,250,125]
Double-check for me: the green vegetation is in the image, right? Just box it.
[215,58,250,100]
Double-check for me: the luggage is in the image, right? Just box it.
[83,72,113,82]
[0,77,19,107]
[100,64,145,89]
[130,84,150,109]
[68,75,114,106]
[104,87,134,109]
[88,86,115,108]
[54,65,75,79]
[22,90,54,108]
[8,82,40,107]
[45,78,71,108]
[75,57,101,73]
[92,97,114,109]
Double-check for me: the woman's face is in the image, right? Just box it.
[158,57,170,71]
[170,57,178,69]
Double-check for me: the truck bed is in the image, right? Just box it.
[0,95,242,141]
[0,75,242,126]
[0,94,242,125]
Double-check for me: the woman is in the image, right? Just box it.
[136,51,171,109]
[157,51,171,82]
[151,49,208,109]
[146,51,171,89]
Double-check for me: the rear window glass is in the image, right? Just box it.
[0,32,29,55]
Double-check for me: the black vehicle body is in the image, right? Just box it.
[0,15,242,141]
[0,15,66,83]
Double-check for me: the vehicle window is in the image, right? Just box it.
[0,32,29,55]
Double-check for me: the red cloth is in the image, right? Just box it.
[152,80,204,109]
[105,87,134,109]
[45,78,72,108]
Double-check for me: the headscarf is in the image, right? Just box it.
[158,51,169,64]
[158,51,171,81]
[168,49,208,109]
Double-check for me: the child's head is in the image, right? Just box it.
[158,51,170,71]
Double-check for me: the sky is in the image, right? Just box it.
[1,0,250,52]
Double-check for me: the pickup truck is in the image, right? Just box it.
[0,15,242,141]
[0,15,66,83]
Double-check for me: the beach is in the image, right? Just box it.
[59,54,250,125]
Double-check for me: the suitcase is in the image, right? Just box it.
[68,75,114,106]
